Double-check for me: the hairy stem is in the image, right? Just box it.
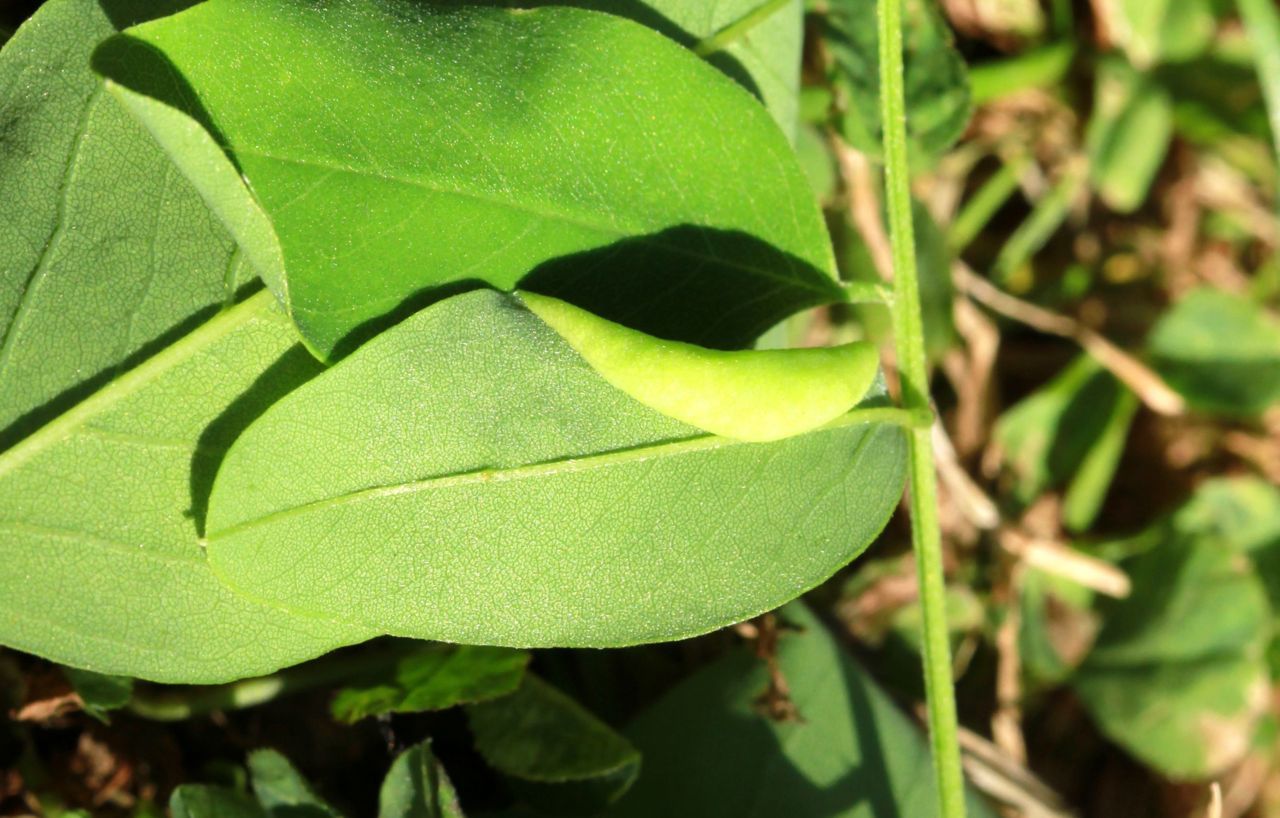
[877,0,967,816]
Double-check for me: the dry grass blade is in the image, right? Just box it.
[953,262,1186,416]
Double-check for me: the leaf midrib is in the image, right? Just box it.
[240,149,838,301]
[0,288,276,480]
[208,407,901,541]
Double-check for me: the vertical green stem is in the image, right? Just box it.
[877,1,967,816]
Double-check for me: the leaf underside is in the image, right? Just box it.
[102,0,841,359]
[206,290,908,647]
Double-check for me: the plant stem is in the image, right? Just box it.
[877,0,967,816]
[694,0,793,57]
[128,643,409,721]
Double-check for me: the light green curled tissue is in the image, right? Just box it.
[520,292,879,443]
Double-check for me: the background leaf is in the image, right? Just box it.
[104,0,840,359]
[820,0,971,167]
[605,602,997,817]
[0,0,370,683]
[249,749,343,818]
[1086,57,1175,213]
[171,786,268,818]
[1147,287,1280,417]
[468,675,640,815]
[1074,481,1274,778]
[205,290,907,647]
[331,645,529,724]
[62,667,133,723]
[379,742,466,818]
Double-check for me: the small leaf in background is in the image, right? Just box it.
[171,786,268,818]
[1018,568,1098,687]
[379,742,465,818]
[994,355,1136,527]
[103,0,839,359]
[205,291,907,648]
[1086,57,1174,213]
[249,749,343,818]
[332,645,529,724]
[606,602,996,817]
[1074,480,1274,778]
[468,676,640,815]
[62,668,133,723]
[820,0,971,168]
[1147,288,1280,417]
[520,292,878,442]
[1094,0,1217,69]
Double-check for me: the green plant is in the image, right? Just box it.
[6,0,1280,815]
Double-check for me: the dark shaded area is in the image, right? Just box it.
[91,29,238,167]
[326,225,841,361]
[186,345,327,536]
[435,0,761,103]
[520,224,842,350]
[327,278,487,362]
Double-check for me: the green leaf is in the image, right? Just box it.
[379,742,466,818]
[468,675,640,814]
[62,667,133,723]
[1086,57,1174,213]
[473,0,803,141]
[0,0,370,683]
[171,786,267,818]
[1074,482,1274,778]
[1062,385,1138,532]
[332,645,529,724]
[205,290,906,646]
[605,602,997,817]
[651,0,803,140]
[101,0,840,360]
[249,749,342,818]
[821,0,971,168]
[995,355,1134,514]
[521,292,877,442]
[1148,288,1280,417]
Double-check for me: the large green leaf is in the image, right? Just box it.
[1148,288,1280,417]
[606,603,996,817]
[820,0,971,168]
[205,290,907,646]
[532,0,803,141]
[101,0,840,359]
[0,0,370,683]
[1074,481,1274,778]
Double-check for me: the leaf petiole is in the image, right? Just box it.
[694,0,794,57]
